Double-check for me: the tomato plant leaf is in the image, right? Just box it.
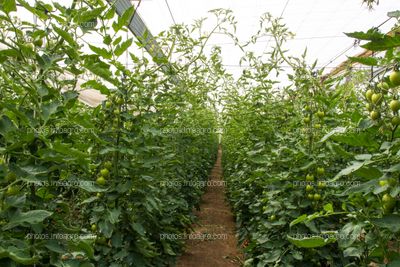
[0,49,19,63]
[345,30,384,41]
[0,246,39,264]
[89,45,112,59]
[75,6,104,24]
[17,0,48,20]
[114,38,133,57]
[44,240,67,254]
[78,182,108,193]
[72,240,95,259]
[4,195,26,208]
[41,100,60,123]
[52,25,78,47]
[386,163,400,172]
[80,196,98,204]
[371,215,400,233]
[343,246,363,257]
[131,222,145,236]
[290,214,307,227]
[353,166,382,179]
[160,240,176,256]
[83,59,118,86]
[319,127,346,143]
[113,6,135,32]
[2,210,53,230]
[0,0,17,13]
[338,222,364,248]
[361,36,400,51]
[0,115,16,135]
[348,56,377,66]
[287,235,336,248]
[81,80,110,95]
[112,36,122,46]
[98,220,113,238]
[387,10,400,18]
[107,209,121,224]
[338,179,377,196]
[332,161,367,181]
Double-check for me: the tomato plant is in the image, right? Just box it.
[222,10,400,267]
[0,1,236,266]
[1,0,400,266]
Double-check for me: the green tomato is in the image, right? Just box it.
[389,71,400,86]
[371,93,383,105]
[269,214,276,221]
[306,185,314,192]
[307,193,314,200]
[96,192,102,198]
[6,172,17,182]
[383,203,394,214]
[45,40,54,49]
[379,180,388,187]
[91,224,97,231]
[113,109,120,115]
[382,193,396,208]
[100,168,110,177]
[262,206,267,212]
[392,116,400,126]
[105,101,112,109]
[316,167,325,175]
[306,174,314,181]
[304,117,310,123]
[378,81,389,91]
[33,38,43,47]
[316,111,325,119]
[313,193,321,201]
[25,42,35,51]
[389,99,400,112]
[370,110,380,120]
[96,176,106,186]
[314,123,321,129]
[317,181,326,189]
[116,97,124,105]
[6,186,18,195]
[104,161,113,169]
[382,194,396,214]
[365,89,374,101]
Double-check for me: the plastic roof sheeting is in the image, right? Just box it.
[137,0,399,78]
[5,0,400,101]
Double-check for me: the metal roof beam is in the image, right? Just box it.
[108,0,167,61]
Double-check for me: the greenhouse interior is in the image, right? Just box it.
[1,0,400,266]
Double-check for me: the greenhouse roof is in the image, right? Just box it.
[18,1,400,78]
[11,0,400,104]
[136,0,399,77]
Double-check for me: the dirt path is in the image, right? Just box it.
[176,147,243,267]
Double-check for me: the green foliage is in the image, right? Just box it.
[0,0,232,266]
[222,11,400,267]
[1,1,400,266]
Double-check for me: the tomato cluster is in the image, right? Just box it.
[305,167,326,202]
[365,70,400,127]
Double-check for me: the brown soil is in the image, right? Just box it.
[176,147,244,267]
